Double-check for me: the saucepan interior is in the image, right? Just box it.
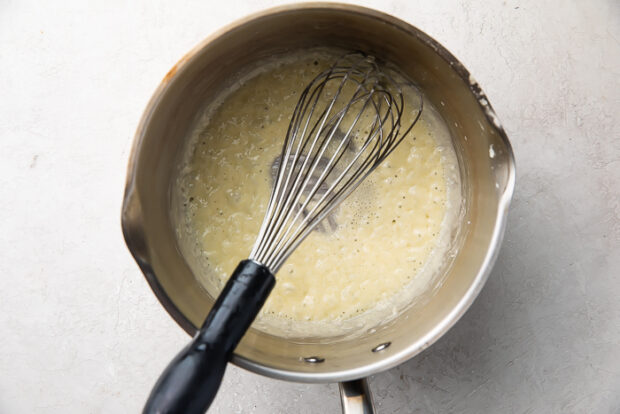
[122,4,515,383]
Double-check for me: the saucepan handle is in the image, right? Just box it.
[143,260,275,414]
[339,378,375,414]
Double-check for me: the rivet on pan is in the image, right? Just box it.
[302,356,325,363]
[372,342,391,352]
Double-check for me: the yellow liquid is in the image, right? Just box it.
[175,50,460,337]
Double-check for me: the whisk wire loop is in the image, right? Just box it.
[250,53,423,271]
[252,59,374,260]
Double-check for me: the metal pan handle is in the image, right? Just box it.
[339,378,375,414]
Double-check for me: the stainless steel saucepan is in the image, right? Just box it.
[121,4,515,412]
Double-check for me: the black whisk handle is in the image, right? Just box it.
[143,260,275,414]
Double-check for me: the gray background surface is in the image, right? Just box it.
[1,0,618,412]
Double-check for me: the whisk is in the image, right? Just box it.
[144,53,423,414]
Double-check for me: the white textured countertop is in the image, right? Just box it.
[1,0,619,412]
